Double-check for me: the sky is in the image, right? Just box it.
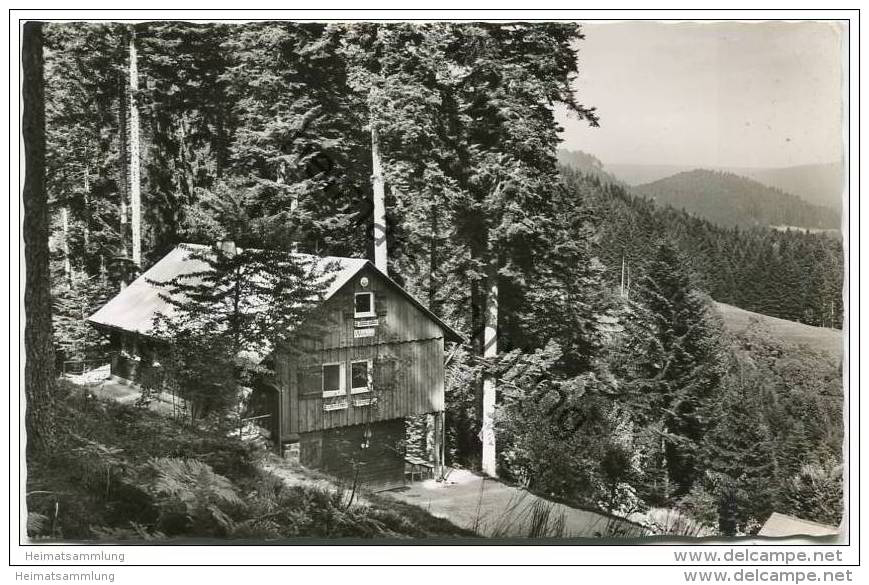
[556,21,846,169]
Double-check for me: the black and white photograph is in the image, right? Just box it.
[13,8,855,570]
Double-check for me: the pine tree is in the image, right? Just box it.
[618,241,726,498]
[150,199,340,421]
[220,22,370,256]
[134,22,234,260]
[52,266,114,362]
[519,173,618,375]
[336,23,599,473]
[337,22,460,290]
[700,354,778,531]
[782,462,842,526]
[44,23,126,280]
[439,23,599,475]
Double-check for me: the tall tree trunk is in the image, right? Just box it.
[371,124,388,275]
[481,257,498,477]
[620,255,626,298]
[428,200,439,311]
[215,108,227,179]
[467,226,488,470]
[82,162,90,251]
[179,115,196,204]
[277,161,297,212]
[61,205,71,283]
[117,59,129,287]
[23,20,56,455]
[129,29,142,268]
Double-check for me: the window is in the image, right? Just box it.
[350,360,373,394]
[354,292,375,318]
[322,363,345,398]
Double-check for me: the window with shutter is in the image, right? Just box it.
[299,364,324,397]
[374,291,388,317]
[374,356,398,391]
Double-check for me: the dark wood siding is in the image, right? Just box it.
[283,337,445,435]
[111,333,166,389]
[299,419,405,492]
[278,264,447,438]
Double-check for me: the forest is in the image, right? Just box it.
[23,21,843,539]
[558,154,844,329]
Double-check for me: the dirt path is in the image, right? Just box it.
[383,469,639,538]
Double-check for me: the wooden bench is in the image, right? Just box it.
[404,455,435,482]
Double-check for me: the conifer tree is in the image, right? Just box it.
[44,23,126,278]
[134,22,234,260]
[151,198,339,420]
[220,22,370,256]
[700,355,778,531]
[618,241,726,498]
[437,23,599,475]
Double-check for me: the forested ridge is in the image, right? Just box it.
[561,149,844,214]
[26,21,843,539]
[556,148,844,329]
[562,170,844,329]
[635,169,840,230]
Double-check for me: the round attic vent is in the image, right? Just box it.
[360,276,369,288]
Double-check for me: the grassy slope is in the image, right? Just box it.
[715,301,843,359]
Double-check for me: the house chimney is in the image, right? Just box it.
[217,240,237,256]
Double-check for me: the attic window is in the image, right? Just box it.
[350,360,373,394]
[322,363,345,398]
[354,292,375,318]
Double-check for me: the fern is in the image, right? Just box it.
[71,435,126,499]
[91,522,166,541]
[27,512,50,538]
[148,457,244,536]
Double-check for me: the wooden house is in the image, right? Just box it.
[88,243,463,491]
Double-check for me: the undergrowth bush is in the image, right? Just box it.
[26,381,471,540]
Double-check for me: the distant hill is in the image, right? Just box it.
[556,149,627,187]
[587,159,843,215]
[724,163,844,214]
[605,163,694,186]
[633,169,840,229]
[558,168,844,329]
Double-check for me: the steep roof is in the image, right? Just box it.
[88,243,463,344]
[758,513,839,538]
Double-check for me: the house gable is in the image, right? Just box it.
[312,264,446,350]
[278,266,451,437]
